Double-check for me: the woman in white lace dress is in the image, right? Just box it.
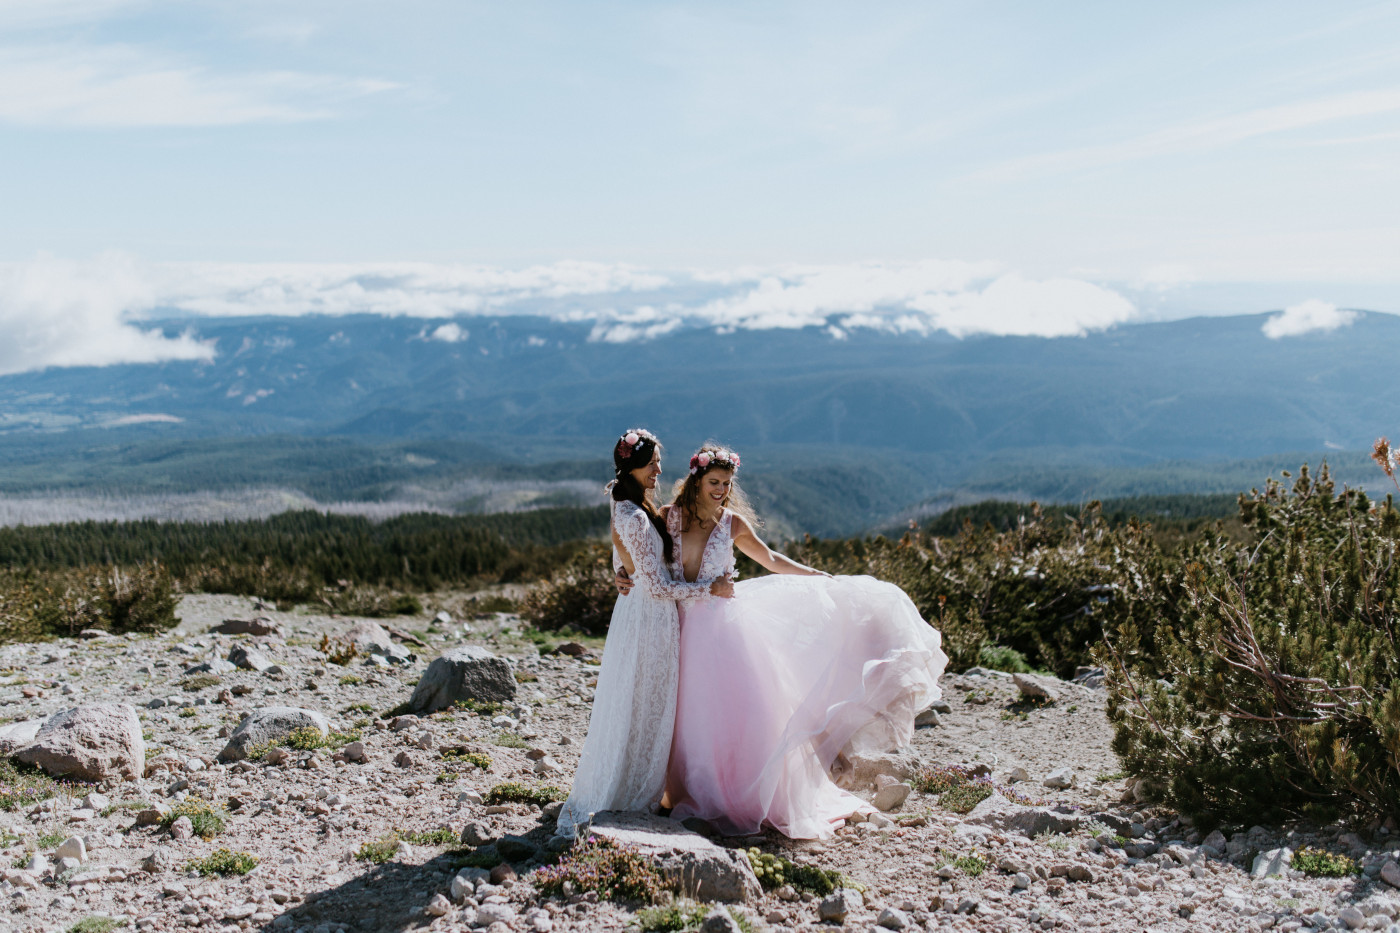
[555,429,734,838]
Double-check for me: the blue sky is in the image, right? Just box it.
[0,1,1398,369]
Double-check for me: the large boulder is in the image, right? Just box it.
[15,703,144,781]
[586,811,762,903]
[0,719,41,755]
[408,647,516,713]
[218,707,328,762]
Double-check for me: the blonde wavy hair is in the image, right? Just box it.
[670,443,759,529]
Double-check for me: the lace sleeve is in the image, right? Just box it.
[616,504,713,600]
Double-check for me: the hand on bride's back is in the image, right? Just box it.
[709,574,736,599]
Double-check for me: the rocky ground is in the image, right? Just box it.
[2,594,1400,933]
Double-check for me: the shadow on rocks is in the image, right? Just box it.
[254,854,457,933]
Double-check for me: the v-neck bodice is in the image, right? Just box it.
[667,506,736,584]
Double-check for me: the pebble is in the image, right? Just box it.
[1042,767,1075,789]
[425,893,452,916]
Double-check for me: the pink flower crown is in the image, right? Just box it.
[689,448,740,475]
[616,428,658,459]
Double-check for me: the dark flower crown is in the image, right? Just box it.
[616,428,658,460]
[689,447,740,475]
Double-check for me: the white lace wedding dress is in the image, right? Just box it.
[555,498,714,838]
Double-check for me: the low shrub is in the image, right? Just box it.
[160,798,227,839]
[532,836,667,903]
[180,674,221,691]
[188,849,258,876]
[635,899,709,932]
[519,544,618,636]
[398,827,456,846]
[441,748,492,770]
[1291,847,1359,878]
[484,782,566,806]
[939,782,994,814]
[66,917,127,933]
[744,849,843,895]
[1104,463,1400,827]
[357,834,400,864]
[0,760,69,811]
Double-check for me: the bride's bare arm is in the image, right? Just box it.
[732,514,830,577]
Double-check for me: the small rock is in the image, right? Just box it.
[477,903,517,925]
[1012,872,1031,889]
[533,756,562,774]
[142,848,175,873]
[1042,768,1075,789]
[1339,906,1366,930]
[415,731,435,750]
[1381,859,1400,888]
[343,741,368,762]
[55,836,86,863]
[700,910,743,933]
[1251,847,1294,879]
[82,792,109,811]
[228,645,273,673]
[1005,766,1031,783]
[818,889,855,923]
[1012,672,1063,702]
[873,782,912,811]
[168,816,194,841]
[877,906,909,929]
[425,893,452,917]
[184,658,237,675]
[58,855,81,872]
[488,862,518,885]
[223,904,258,921]
[393,750,414,768]
[390,715,419,732]
[0,719,42,755]
[461,822,493,846]
[914,707,941,727]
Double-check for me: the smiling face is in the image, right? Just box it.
[698,467,733,513]
[629,447,661,490]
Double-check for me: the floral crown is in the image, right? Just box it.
[689,447,740,475]
[616,428,658,461]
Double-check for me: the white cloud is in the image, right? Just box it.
[430,323,467,343]
[148,260,670,317]
[0,253,213,375]
[684,262,1136,338]
[1261,299,1359,338]
[0,256,1144,362]
[907,275,1137,338]
[0,44,398,126]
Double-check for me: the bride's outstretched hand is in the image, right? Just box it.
[709,573,736,599]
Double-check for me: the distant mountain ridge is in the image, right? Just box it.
[0,310,1391,534]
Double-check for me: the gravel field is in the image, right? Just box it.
[1,593,1399,933]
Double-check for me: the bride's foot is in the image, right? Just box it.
[829,751,853,782]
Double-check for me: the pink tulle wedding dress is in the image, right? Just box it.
[664,507,947,838]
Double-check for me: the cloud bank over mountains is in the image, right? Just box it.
[0,254,1357,375]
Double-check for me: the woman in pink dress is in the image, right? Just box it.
[661,445,947,839]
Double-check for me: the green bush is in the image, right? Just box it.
[483,782,565,806]
[791,502,1180,676]
[1291,847,1359,877]
[188,849,258,876]
[66,917,127,933]
[743,848,844,895]
[1104,463,1400,826]
[519,543,618,636]
[160,798,227,839]
[532,836,667,903]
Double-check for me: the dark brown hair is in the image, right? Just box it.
[611,429,673,563]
